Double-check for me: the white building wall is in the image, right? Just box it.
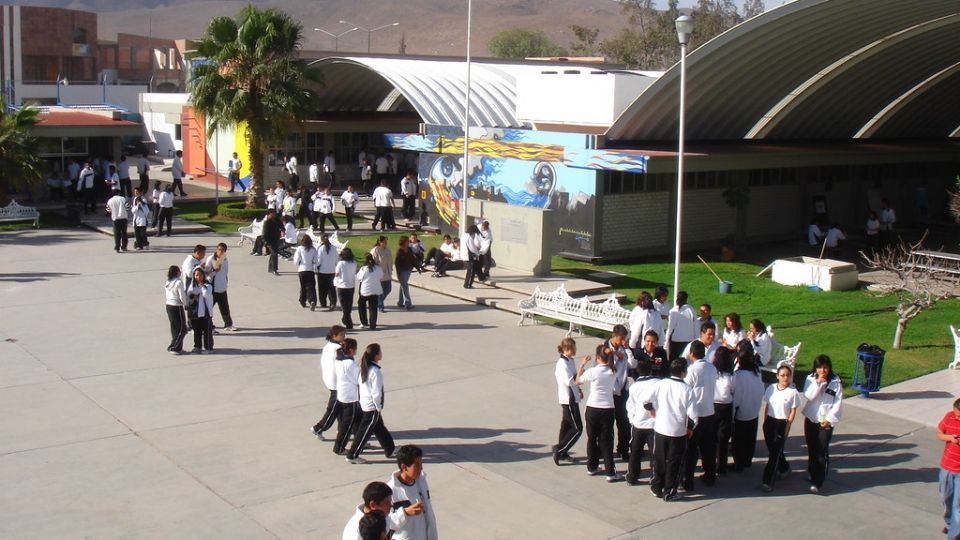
[140,93,189,158]
[516,70,655,126]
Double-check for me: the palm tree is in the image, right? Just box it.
[0,100,45,206]
[189,5,321,208]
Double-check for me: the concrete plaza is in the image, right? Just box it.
[0,226,954,539]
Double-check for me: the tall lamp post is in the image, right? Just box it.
[673,15,693,302]
[313,27,357,52]
[460,0,473,239]
[338,20,399,53]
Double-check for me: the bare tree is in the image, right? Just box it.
[950,177,960,223]
[860,234,959,349]
[743,0,766,19]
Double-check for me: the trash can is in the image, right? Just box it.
[852,343,886,397]
[65,203,82,227]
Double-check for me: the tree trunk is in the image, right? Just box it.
[892,316,908,349]
[245,131,266,209]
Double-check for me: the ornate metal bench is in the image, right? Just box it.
[301,227,349,253]
[950,325,960,370]
[0,200,40,228]
[237,218,263,247]
[760,325,802,375]
[518,283,631,336]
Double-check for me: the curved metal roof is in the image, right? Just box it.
[606,0,960,142]
[310,57,546,128]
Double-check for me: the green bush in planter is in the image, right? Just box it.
[217,201,267,221]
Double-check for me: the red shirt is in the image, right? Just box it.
[939,411,960,473]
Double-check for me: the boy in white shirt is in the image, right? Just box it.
[625,358,659,485]
[386,445,438,540]
[647,358,697,502]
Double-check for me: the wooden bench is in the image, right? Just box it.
[0,200,40,228]
[518,283,631,336]
[237,218,263,247]
[760,325,802,375]
[950,325,960,370]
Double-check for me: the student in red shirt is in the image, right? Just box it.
[937,397,960,539]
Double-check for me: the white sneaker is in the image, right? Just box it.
[606,473,624,483]
[345,456,367,464]
[809,485,819,494]
[225,326,238,332]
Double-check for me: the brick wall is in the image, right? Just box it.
[20,7,96,57]
[600,192,670,252]
[681,189,736,243]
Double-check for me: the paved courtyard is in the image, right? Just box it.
[0,227,954,539]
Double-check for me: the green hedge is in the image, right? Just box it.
[217,201,266,221]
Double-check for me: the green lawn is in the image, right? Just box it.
[173,202,958,394]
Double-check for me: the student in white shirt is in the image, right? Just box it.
[653,286,670,332]
[334,248,358,329]
[628,292,664,351]
[683,338,719,490]
[360,158,373,194]
[666,291,697,360]
[732,349,765,471]
[346,343,396,463]
[357,254,385,330]
[136,153,150,193]
[164,265,188,355]
[282,191,298,219]
[131,189,151,250]
[647,358,697,501]
[181,244,206,287]
[281,216,298,259]
[149,181,162,228]
[77,161,96,213]
[434,238,464,277]
[309,160,320,186]
[323,150,337,186]
[552,337,584,466]
[227,152,243,193]
[342,481,419,540]
[186,266,215,354]
[879,198,896,246]
[294,235,319,310]
[746,319,773,367]
[712,347,737,476]
[386,445,439,540]
[341,185,359,231]
[105,187,129,252]
[316,233,340,310]
[808,219,824,247]
[117,155,132,197]
[606,325,636,462]
[462,225,482,289]
[824,222,845,258]
[802,355,843,494]
[286,154,300,189]
[157,185,175,237]
[576,344,622,482]
[332,338,360,455]
[681,320,720,366]
[312,325,347,439]
[204,243,234,332]
[720,312,745,349]
[865,210,880,251]
[316,186,340,233]
[478,220,493,282]
[761,364,802,491]
[371,180,395,231]
[400,171,417,220]
[625,357,659,485]
[172,150,187,196]
[370,236,393,313]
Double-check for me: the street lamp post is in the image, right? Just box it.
[313,27,357,52]
[460,0,473,239]
[338,20,399,53]
[673,15,693,302]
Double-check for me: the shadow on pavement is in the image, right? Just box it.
[392,427,529,440]
[0,272,81,282]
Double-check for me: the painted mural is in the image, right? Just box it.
[389,126,647,258]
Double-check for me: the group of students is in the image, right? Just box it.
[162,243,235,354]
[553,299,843,501]
[420,222,493,289]
[310,326,396,464]
[341,446,439,540]
[265,180,361,233]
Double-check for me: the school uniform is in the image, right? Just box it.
[106,194,129,252]
[346,362,395,459]
[722,328,745,349]
[462,233,482,288]
[313,340,342,436]
[714,372,736,474]
[157,190,174,236]
[186,280,215,352]
[802,373,842,490]
[606,341,635,461]
[77,166,96,213]
[181,255,202,288]
[131,199,150,249]
[150,186,161,227]
[371,185,394,230]
[684,357,718,487]
[761,383,802,487]
[356,264,384,329]
[478,227,493,281]
[293,245,319,308]
[332,352,361,454]
[164,278,188,353]
[648,376,697,499]
[386,470,439,540]
[666,304,697,360]
[340,190,358,231]
[553,355,583,460]
[750,332,773,367]
[579,365,618,478]
[316,244,339,309]
[628,307,665,350]
[316,193,340,232]
[341,505,407,540]
[204,254,232,330]
[732,368,765,470]
[625,375,659,483]
[681,338,720,366]
[334,260,357,329]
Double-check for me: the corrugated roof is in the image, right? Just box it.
[310,57,550,128]
[606,0,960,142]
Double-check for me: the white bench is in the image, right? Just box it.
[0,200,40,228]
[518,283,631,336]
[760,325,802,375]
[949,325,960,370]
[237,218,263,247]
[301,227,349,253]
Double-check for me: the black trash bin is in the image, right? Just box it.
[853,343,886,397]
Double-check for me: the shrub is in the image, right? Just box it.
[217,201,266,221]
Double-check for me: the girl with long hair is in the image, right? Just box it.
[316,233,339,310]
[164,265,187,354]
[394,235,417,310]
[186,266,214,353]
[312,325,347,440]
[761,364,801,492]
[732,348,765,471]
[346,343,396,463]
[576,344,622,482]
[356,253,384,330]
[802,354,843,494]
[294,234,319,310]
[552,337,584,465]
[713,347,736,475]
[334,247,357,329]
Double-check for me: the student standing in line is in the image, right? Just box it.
[462,224,482,289]
[647,358,696,502]
[636,330,670,379]
[625,357,659,485]
[294,235,319,311]
[335,248,357,329]
[683,338,718,490]
[164,265,188,355]
[577,344,623,482]
[346,343,396,463]
[316,233,339,311]
[341,481,421,540]
[802,354,843,494]
[552,337,584,466]
[761,364,802,492]
[333,338,361,455]
[937,398,960,539]
[732,348,765,471]
[386,445,439,540]
[105,187,129,253]
[204,243,235,332]
[357,253,385,330]
[713,347,736,476]
[665,291,697,360]
[312,326,347,440]
[370,236,393,313]
[186,267,215,354]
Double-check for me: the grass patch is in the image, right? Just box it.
[175,201,253,235]
[550,257,959,395]
[0,211,74,231]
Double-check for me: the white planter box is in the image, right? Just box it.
[770,257,859,291]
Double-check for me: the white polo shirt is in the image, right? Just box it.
[763,384,802,419]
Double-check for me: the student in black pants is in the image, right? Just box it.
[332,339,360,454]
[346,344,396,463]
[605,325,633,462]
[261,208,282,275]
[552,337,584,465]
[713,347,736,475]
[648,359,695,502]
[625,357,658,484]
[732,349,764,471]
[334,248,357,329]
[761,365,801,492]
[577,344,623,482]
[312,326,346,439]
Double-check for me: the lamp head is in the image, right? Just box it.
[676,15,694,45]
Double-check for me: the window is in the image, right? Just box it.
[174,124,182,142]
